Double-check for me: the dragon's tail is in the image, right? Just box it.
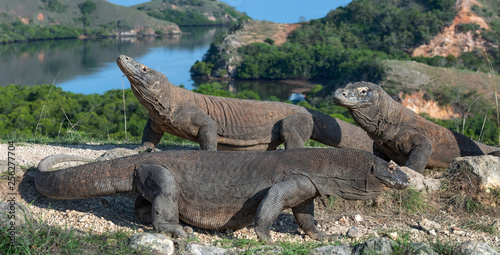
[35,154,135,200]
[309,109,374,153]
[37,154,92,172]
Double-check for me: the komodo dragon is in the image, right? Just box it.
[35,148,408,242]
[116,55,374,152]
[333,81,500,172]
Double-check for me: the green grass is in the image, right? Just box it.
[428,237,461,255]
[393,188,432,215]
[490,188,500,201]
[462,220,499,235]
[278,240,327,255]
[391,231,412,255]
[1,222,340,254]
[0,223,137,254]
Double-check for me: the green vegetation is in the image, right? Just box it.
[41,0,67,13]
[0,21,82,43]
[147,9,224,26]
[0,222,136,254]
[462,220,498,235]
[392,188,431,215]
[135,0,250,26]
[235,43,387,83]
[78,0,98,29]
[0,83,260,142]
[2,82,498,146]
[422,85,499,145]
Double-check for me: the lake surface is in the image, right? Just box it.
[0,27,312,101]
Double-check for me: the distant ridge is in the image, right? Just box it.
[134,0,250,26]
[0,0,180,37]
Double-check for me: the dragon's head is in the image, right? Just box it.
[117,55,168,110]
[373,160,409,190]
[333,81,381,109]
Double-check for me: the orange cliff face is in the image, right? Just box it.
[400,92,460,120]
[411,0,489,58]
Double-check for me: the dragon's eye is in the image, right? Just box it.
[361,90,366,94]
[142,66,148,72]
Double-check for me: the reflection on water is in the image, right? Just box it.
[0,26,314,100]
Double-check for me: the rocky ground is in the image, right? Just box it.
[1,143,499,254]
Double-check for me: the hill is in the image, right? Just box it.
[192,0,500,83]
[134,0,250,26]
[0,0,180,43]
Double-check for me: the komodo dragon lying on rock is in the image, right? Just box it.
[35,148,408,242]
[117,55,373,152]
[333,81,500,172]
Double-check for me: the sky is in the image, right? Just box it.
[106,0,351,24]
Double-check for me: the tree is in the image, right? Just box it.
[78,0,97,29]
[78,0,97,16]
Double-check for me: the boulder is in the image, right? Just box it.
[454,240,499,255]
[450,155,500,190]
[184,243,228,255]
[353,237,394,255]
[309,244,353,255]
[406,242,437,255]
[129,233,174,255]
[400,166,442,193]
[0,201,36,230]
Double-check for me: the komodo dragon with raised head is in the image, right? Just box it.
[116,55,374,152]
[333,81,500,172]
[35,148,408,242]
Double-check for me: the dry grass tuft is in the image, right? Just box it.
[440,165,484,213]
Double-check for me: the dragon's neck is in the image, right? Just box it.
[351,92,401,141]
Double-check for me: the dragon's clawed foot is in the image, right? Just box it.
[155,223,190,239]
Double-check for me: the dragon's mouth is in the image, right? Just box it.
[117,55,147,89]
[117,56,135,76]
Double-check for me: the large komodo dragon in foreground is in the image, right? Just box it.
[333,81,500,172]
[35,148,408,242]
[116,55,373,152]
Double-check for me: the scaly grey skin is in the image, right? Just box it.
[116,55,374,152]
[333,81,500,172]
[35,148,408,243]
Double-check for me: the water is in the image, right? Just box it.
[0,26,312,100]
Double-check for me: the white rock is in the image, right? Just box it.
[400,166,442,193]
[455,240,500,255]
[387,231,398,240]
[129,233,174,255]
[184,243,228,255]
[354,214,363,222]
[450,155,500,190]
